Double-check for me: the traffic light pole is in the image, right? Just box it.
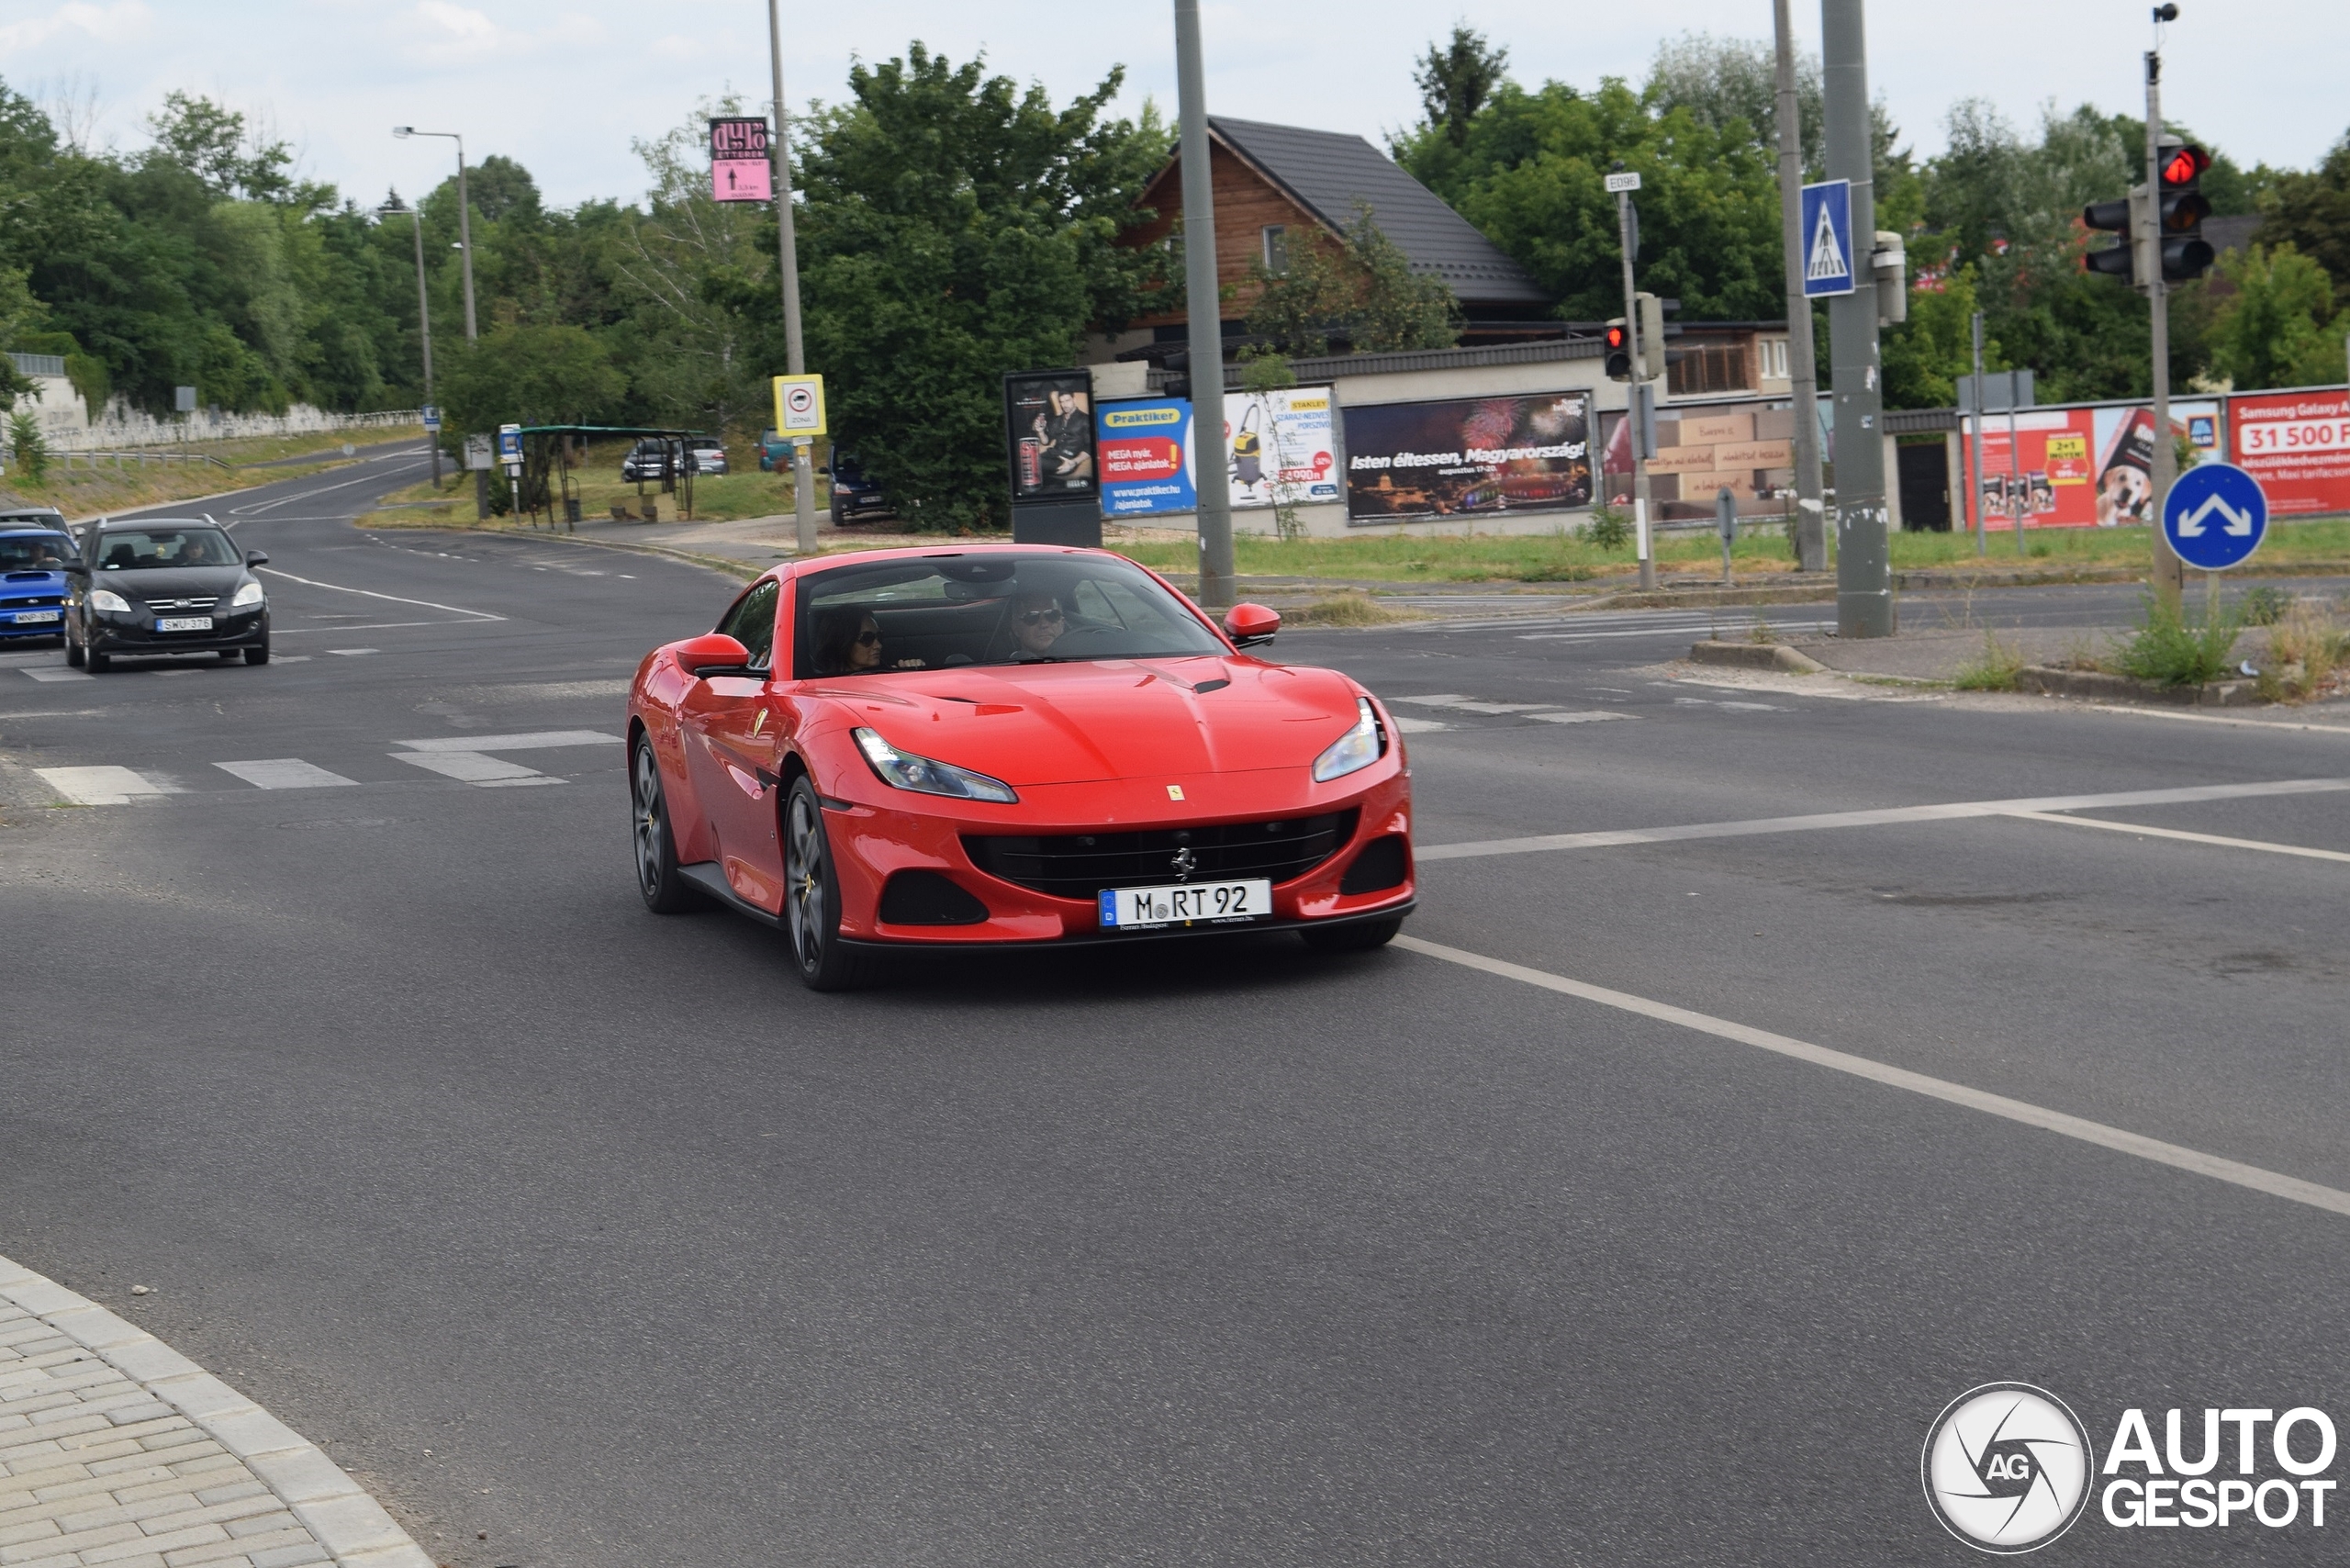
[1823,0,1893,637]
[1772,0,1826,574]
[2144,48,2185,611]
[1617,187,1654,591]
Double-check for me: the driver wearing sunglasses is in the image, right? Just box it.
[1009,590,1066,658]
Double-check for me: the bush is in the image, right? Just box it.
[5,409,47,482]
[2255,602,2345,700]
[1580,503,1632,552]
[2112,596,2241,688]
[1288,590,1419,626]
[2238,584,2292,626]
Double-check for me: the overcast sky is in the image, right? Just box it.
[4,1,2340,211]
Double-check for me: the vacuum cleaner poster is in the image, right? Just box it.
[1346,393,1594,521]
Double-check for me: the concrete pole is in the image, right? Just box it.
[1821,0,1892,636]
[452,140,476,342]
[407,208,439,488]
[1616,189,1655,589]
[1175,0,1234,610]
[770,0,819,555]
[1773,0,1826,573]
[1969,309,1986,555]
[2144,48,2184,612]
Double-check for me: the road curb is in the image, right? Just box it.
[2015,665,2260,708]
[1688,639,1830,674]
[0,1251,434,1568]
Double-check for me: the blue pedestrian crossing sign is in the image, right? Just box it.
[1800,180,1855,297]
[2162,462,2267,570]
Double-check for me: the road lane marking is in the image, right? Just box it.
[1391,716,1449,734]
[2011,809,2350,865]
[1393,935,2350,1221]
[1395,696,1552,714]
[215,759,359,790]
[328,648,379,656]
[255,566,504,621]
[393,730,619,752]
[1527,710,1632,724]
[1517,622,1830,643]
[1416,777,2350,861]
[229,461,435,516]
[391,751,554,785]
[37,766,178,805]
[2083,704,2350,738]
[20,668,94,683]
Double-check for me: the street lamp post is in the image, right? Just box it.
[379,196,440,488]
[767,0,817,554]
[391,127,477,342]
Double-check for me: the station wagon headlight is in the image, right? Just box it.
[853,727,1018,803]
[231,580,265,608]
[88,588,132,613]
[1312,698,1387,783]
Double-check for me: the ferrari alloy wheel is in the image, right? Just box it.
[784,777,864,991]
[1300,915,1404,954]
[632,737,700,913]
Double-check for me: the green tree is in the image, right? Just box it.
[2258,130,2350,314]
[1243,206,1460,356]
[2208,243,2350,390]
[1882,265,1986,409]
[791,43,1170,530]
[1413,25,1508,148]
[437,323,624,434]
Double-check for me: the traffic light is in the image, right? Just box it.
[2154,140,2214,282]
[1605,319,1632,381]
[2083,140,2214,288]
[1635,292,1665,381]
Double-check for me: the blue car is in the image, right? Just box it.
[0,511,75,645]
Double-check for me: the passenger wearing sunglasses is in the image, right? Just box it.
[813,608,888,675]
[1008,591,1066,658]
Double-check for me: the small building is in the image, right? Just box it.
[6,353,93,447]
[1091,116,1551,364]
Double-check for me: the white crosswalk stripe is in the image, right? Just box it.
[215,759,360,790]
[387,729,621,789]
[37,766,178,805]
[21,667,94,683]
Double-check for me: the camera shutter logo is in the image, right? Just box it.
[1922,1383,2093,1553]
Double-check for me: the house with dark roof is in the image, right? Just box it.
[1091,116,1551,367]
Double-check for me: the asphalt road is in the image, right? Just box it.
[4,452,2347,1565]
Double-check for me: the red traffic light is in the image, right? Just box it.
[1605,324,1628,352]
[2160,145,2210,187]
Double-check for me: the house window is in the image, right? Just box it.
[1261,224,1289,275]
[1668,342,1756,398]
[1760,339,1789,380]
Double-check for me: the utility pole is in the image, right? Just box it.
[767,0,818,555]
[1821,0,1892,637]
[394,200,439,488]
[2143,23,2185,611]
[1772,0,1826,573]
[1175,0,1233,610]
[1969,310,1987,555]
[1614,182,1654,590]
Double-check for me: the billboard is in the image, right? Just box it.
[1963,401,2219,530]
[709,118,773,203]
[2230,388,2350,516]
[1345,393,1592,521]
[1004,370,1095,501]
[1600,400,1796,520]
[1097,398,1193,517]
[1226,386,1339,510]
[1092,387,1341,518]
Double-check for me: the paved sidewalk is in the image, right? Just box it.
[0,1259,428,1568]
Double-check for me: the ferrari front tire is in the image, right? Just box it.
[632,736,702,913]
[784,777,865,991]
[1300,915,1404,954]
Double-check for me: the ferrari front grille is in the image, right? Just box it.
[963,810,1359,902]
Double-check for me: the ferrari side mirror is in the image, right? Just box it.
[677,632,754,678]
[1223,602,1281,647]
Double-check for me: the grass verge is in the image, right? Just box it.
[0,425,420,520]
[356,465,824,530]
[1953,633,2028,691]
[1284,591,1424,627]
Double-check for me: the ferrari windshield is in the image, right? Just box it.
[91,528,241,570]
[792,554,1223,678]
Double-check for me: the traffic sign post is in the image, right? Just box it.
[421,404,441,432]
[1799,180,1855,298]
[2162,463,2267,572]
[772,375,826,439]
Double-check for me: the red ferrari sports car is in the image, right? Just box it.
[626,544,1415,988]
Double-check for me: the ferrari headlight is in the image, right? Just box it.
[1312,698,1387,783]
[853,727,1018,803]
[88,588,132,613]
[231,580,265,608]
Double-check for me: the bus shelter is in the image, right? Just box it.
[510,425,709,530]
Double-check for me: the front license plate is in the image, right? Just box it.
[155,616,214,633]
[1100,878,1271,929]
[10,610,60,624]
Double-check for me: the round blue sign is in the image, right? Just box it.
[2162,462,2267,571]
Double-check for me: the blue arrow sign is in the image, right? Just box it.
[2162,462,2267,570]
[1800,180,1854,298]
